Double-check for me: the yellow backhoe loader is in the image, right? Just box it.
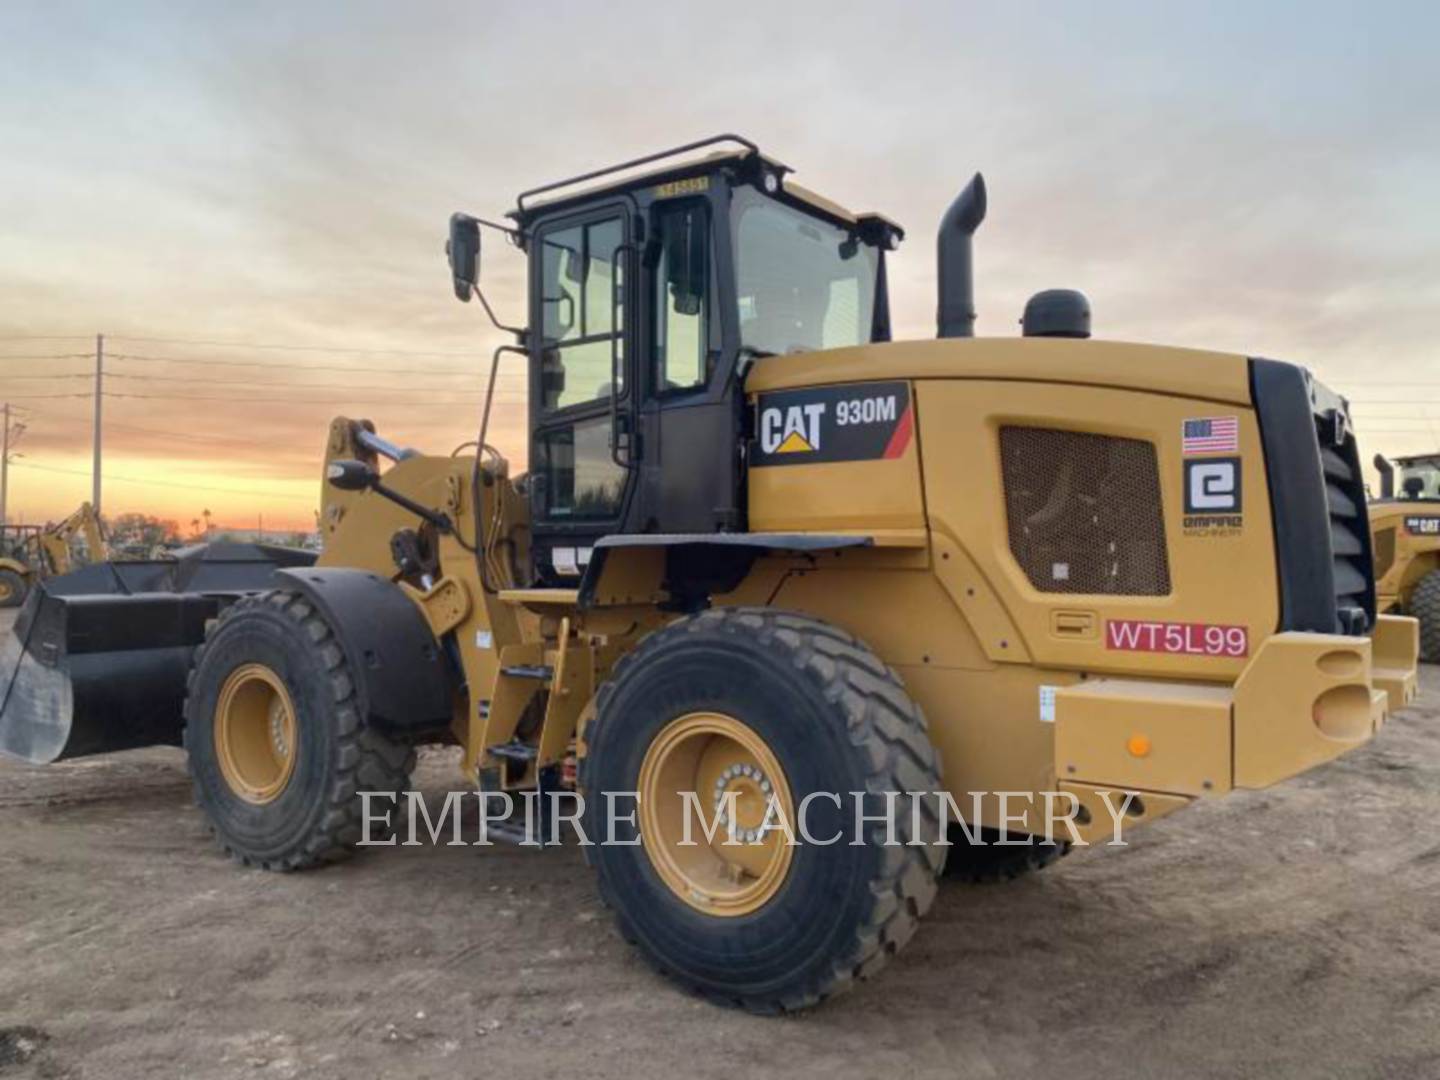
[0,136,1419,1012]
[0,502,106,608]
[1371,452,1440,658]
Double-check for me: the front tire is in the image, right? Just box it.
[1412,568,1440,662]
[582,608,945,1013]
[183,591,415,870]
[0,569,27,609]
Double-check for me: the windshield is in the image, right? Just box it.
[1398,459,1440,499]
[731,187,878,356]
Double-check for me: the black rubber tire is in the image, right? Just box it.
[1413,568,1440,663]
[183,590,415,870]
[0,569,27,609]
[581,607,946,1013]
[942,826,1069,883]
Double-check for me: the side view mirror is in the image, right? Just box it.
[447,213,481,302]
[326,459,377,492]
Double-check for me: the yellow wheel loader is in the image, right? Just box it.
[0,502,107,609]
[0,136,1420,1012]
[1371,452,1440,659]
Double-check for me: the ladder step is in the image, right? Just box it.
[489,741,539,763]
[481,818,542,847]
[501,664,553,682]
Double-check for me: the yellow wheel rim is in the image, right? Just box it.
[214,663,298,805]
[0,579,12,602]
[638,712,795,917]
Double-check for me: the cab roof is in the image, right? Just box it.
[509,134,902,238]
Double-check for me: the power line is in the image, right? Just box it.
[103,390,524,405]
[108,352,508,378]
[0,353,92,362]
[0,392,94,400]
[0,372,93,380]
[0,335,91,342]
[10,460,314,501]
[109,335,487,358]
[105,371,517,394]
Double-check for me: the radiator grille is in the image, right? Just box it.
[1318,429,1375,633]
[1000,427,1171,596]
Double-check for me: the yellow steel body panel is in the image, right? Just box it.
[748,457,926,534]
[915,378,1278,681]
[747,337,1254,405]
[1233,632,1384,789]
[1059,783,1192,846]
[1055,679,1232,797]
[1368,501,1440,612]
[1371,613,1420,711]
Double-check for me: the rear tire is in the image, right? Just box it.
[0,569,27,609]
[582,608,945,1013]
[942,826,1069,883]
[183,590,415,870]
[1413,569,1440,663]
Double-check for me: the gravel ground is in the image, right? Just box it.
[2,608,1438,1080]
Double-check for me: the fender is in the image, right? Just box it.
[273,567,453,734]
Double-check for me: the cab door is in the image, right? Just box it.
[528,203,636,582]
[632,194,743,534]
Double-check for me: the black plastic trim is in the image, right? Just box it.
[273,568,452,735]
[1249,358,1339,633]
[578,533,873,609]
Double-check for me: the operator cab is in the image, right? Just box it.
[1395,454,1440,501]
[452,136,903,585]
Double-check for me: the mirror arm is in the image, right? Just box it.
[469,282,528,344]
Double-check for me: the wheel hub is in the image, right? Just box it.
[214,663,298,805]
[638,712,795,917]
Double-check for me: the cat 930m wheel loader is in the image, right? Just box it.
[0,135,1420,1012]
[1371,452,1440,659]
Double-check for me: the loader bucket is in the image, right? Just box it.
[0,542,315,765]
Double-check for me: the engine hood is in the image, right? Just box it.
[746,337,1256,407]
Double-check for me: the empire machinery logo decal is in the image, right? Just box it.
[753,381,913,466]
[1182,415,1243,538]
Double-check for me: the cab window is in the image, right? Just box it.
[653,201,711,392]
[538,216,624,411]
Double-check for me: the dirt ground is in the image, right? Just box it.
[2,610,1438,1080]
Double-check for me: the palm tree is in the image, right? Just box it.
[202,509,212,537]
[190,518,201,541]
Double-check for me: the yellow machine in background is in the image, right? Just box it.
[0,502,106,607]
[1,137,1420,1012]
[1371,452,1440,658]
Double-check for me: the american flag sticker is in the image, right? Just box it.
[1182,416,1239,455]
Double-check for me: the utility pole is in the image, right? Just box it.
[92,333,103,515]
[1,403,24,529]
[1,402,10,529]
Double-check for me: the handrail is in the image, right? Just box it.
[609,243,637,470]
[515,134,765,215]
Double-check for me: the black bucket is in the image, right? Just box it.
[0,542,316,765]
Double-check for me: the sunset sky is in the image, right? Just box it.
[2,1,1437,531]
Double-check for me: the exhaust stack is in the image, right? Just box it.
[1374,453,1395,499]
[937,173,987,338]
